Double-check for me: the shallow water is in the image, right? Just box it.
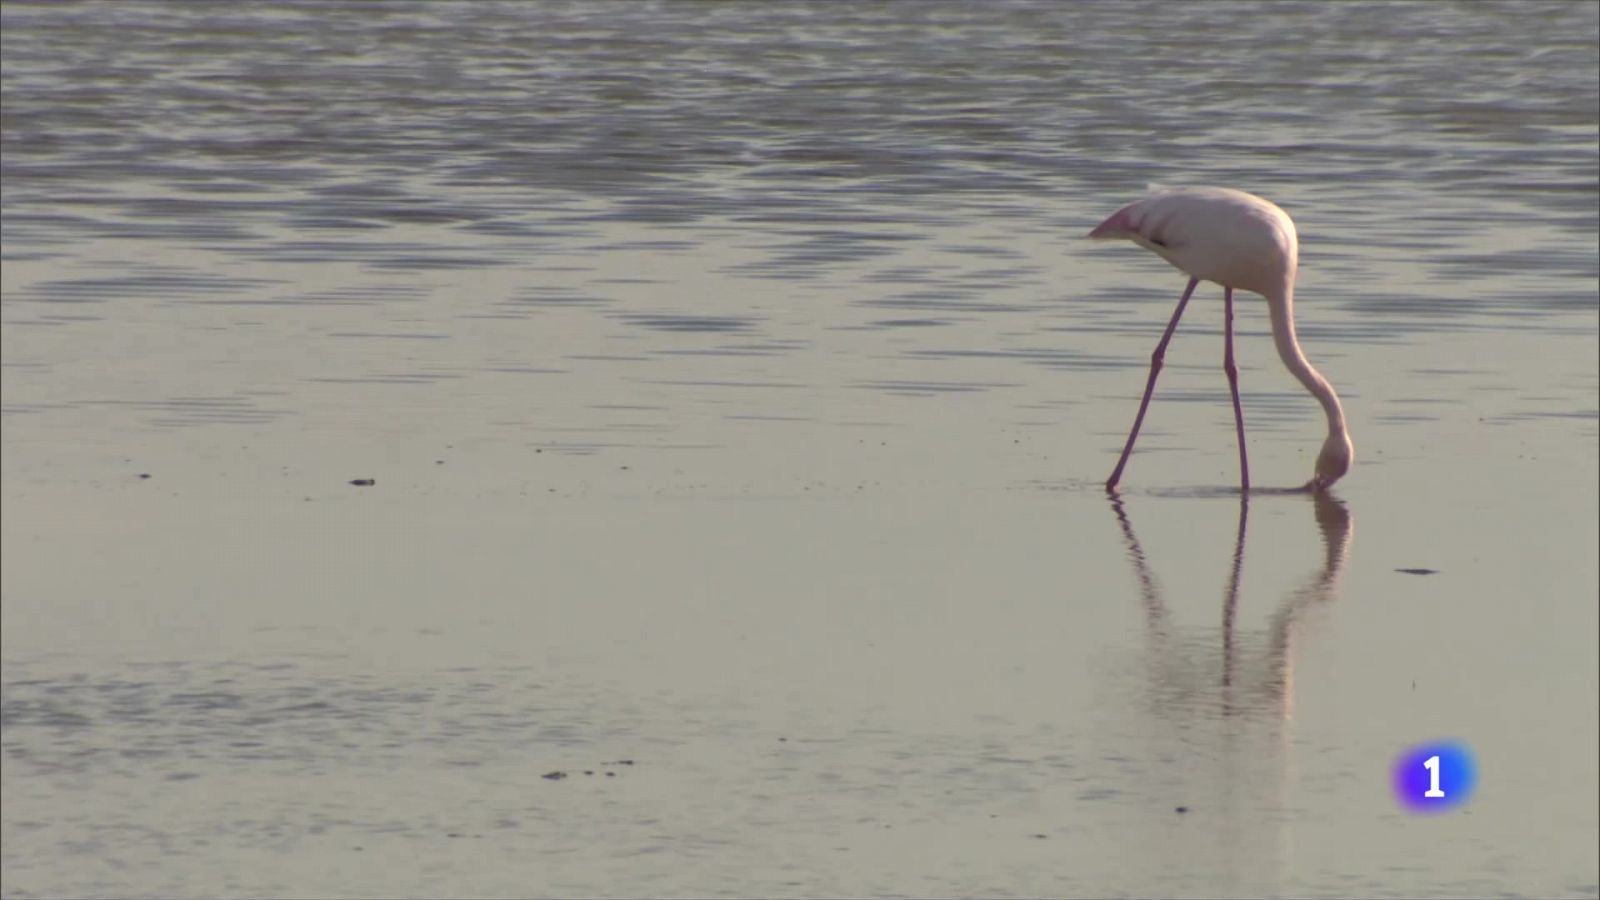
[3,1,1597,898]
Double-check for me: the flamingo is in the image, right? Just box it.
[1088,186,1352,494]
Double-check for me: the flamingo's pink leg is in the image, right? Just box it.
[1106,276,1200,491]
[1223,287,1250,493]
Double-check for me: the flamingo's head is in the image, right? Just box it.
[1308,432,1353,493]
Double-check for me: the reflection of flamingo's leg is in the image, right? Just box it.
[1220,495,1249,700]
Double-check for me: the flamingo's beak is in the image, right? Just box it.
[1087,207,1137,240]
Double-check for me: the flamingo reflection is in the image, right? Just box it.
[1104,491,1354,894]
[1108,490,1351,720]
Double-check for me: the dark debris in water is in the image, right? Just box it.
[544,760,636,782]
[349,478,376,487]
[1395,567,1439,575]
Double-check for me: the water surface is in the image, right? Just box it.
[3,2,1597,898]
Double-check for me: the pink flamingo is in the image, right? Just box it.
[1089,187,1352,493]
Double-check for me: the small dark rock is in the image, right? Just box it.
[349,478,376,487]
[1175,806,1189,814]
[541,770,567,781]
[1031,833,1048,839]
[138,473,151,480]
[1395,568,1438,575]
[605,771,615,777]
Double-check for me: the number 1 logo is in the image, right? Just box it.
[1423,754,1445,797]
[1393,741,1476,813]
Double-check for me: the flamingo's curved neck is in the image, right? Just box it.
[1267,285,1346,440]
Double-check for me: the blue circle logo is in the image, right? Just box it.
[1392,740,1477,813]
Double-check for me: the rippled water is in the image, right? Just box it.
[3,2,1597,898]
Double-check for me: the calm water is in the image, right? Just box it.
[3,2,1597,898]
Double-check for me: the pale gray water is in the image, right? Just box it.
[2,2,1597,898]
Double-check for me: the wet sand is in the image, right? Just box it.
[4,348,1596,897]
[3,2,1597,896]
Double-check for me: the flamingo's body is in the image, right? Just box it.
[1089,187,1352,493]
